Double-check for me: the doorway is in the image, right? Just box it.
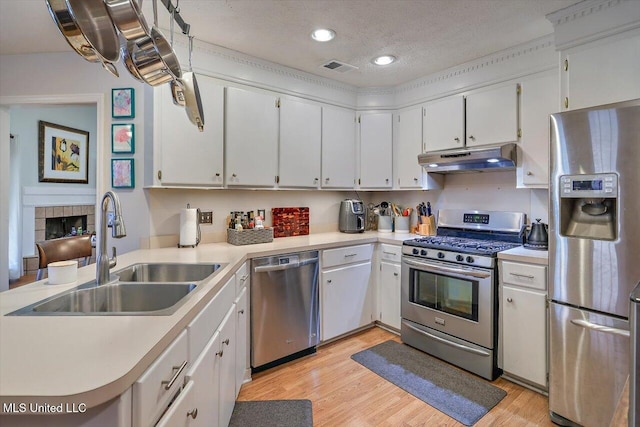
[0,94,105,291]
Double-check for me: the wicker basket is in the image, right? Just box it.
[227,228,274,246]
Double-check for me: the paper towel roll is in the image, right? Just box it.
[180,208,198,246]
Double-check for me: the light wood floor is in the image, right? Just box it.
[238,326,553,426]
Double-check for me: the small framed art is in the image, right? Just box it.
[111,158,135,188]
[112,123,135,153]
[112,88,135,119]
[38,120,89,184]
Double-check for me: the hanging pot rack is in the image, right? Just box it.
[160,0,190,35]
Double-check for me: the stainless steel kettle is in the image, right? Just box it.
[524,218,548,250]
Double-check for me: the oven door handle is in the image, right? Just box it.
[403,259,491,279]
[403,321,491,357]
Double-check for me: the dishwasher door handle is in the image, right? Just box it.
[253,258,318,273]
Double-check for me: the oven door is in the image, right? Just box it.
[401,256,495,348]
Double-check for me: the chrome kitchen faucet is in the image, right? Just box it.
[96,191,127,285]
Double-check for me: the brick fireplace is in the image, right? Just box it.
[23,204,96,276]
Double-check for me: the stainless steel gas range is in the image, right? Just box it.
[401,209,526,380]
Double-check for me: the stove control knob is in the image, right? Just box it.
[412,248,419,255]
[456,255,464,262]
[420,249,427,256]
[466,256,475,263]
[437,252,445,259]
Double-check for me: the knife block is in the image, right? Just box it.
[417,215,436,236]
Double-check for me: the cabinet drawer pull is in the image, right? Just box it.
[216,349,224,357]
[223,338,230,346]
[393,272,399,277]
[468,135,475,141]
[509,272,535,279]
[507,297,513,303]
[238,309,245,314]
[161,360,188,390]
[344,253,357,257]
[454,137,460,142]
[240,274,248,282]
[187,408,198,419]
[382,251,397,255]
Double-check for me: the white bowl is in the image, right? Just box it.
[47,260,78,285]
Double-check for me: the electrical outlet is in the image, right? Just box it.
[199,211,213,224]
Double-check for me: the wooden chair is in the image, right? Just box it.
[35,235,93,280]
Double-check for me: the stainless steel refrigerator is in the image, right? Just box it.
[549,99,640,427]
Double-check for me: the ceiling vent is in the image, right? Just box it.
[320,59,358,73]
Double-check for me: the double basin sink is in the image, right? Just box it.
[8,263,225,316]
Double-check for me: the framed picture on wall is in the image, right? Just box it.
[111,123,135,153]
[112,88,135,119]
[38,120,89,184]
[111,158,135,188]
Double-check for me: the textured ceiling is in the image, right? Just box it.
[0,0,577,87]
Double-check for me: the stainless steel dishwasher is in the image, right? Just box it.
[251,250,320,371]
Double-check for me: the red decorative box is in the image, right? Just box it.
[271,207,309,238]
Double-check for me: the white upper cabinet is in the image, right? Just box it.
[359,112,393,188]
[561,33,640,111]
[465,83,519,148]
[322,106,356,189]
[519,71,558,188]
[423,94,465,152]
[278,97,322,188]
[225,87,279,187]
[155,74,224,187]
[396,107,424,188]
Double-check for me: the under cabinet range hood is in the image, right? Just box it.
[418,143,517,173]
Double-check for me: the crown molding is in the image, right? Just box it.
[546,0,640,50]
[394,35,555,96]
[175,38,359,96]
[546,0,625,26]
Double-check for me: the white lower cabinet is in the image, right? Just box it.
[321,261,374,341]
[183,330,221,427]
[155,379,197,427]
[378,260,401,330]
[500,260,548,391]
[133,330,188,427]
[502,286,547,388]
[217,307,236,427]
[234,286,248,398]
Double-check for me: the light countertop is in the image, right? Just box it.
[0,231,411,409]
[1,231,544,410]
[498,246,548,265]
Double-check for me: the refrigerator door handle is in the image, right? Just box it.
[570,319,630,337]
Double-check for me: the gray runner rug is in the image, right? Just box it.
[229,399,313,427]
[351,340,506,426]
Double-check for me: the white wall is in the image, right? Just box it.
[0,52,150,255]
[0,107,10,290]
[11,105,97,188]
[145,189,365,247]
[368,173,549,230]
[10,104,98,257]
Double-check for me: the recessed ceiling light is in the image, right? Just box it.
[373,55,396,66]
[311,29,336,42]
